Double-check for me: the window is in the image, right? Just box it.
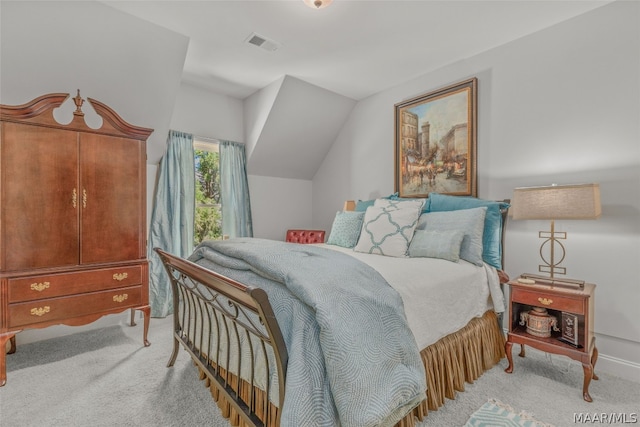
[194,139,222,245]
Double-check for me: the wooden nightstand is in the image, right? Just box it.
[504,278,598,402]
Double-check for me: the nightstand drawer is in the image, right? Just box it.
[511,287,585,314]
[8,285,142,328]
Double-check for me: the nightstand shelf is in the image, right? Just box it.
[509,327,583,350]
[504,278,598,402]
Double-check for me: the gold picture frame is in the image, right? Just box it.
[394,78,477,198]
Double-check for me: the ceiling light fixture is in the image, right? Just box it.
[304,0,333,9]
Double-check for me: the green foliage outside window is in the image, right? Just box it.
[194,149,222,245]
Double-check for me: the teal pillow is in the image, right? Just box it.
[408,229,465,262]
[327,211,365,248]
[428,193,509,269]
[416,207,487,266]
[354,193,399,212]
[355,199,376,212]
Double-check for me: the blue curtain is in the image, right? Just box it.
[148,130,195,318]
[220,140,253,238]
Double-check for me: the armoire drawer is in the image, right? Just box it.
[7,265,142,303]
[8,285,142,328]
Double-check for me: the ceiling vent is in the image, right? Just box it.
[245,32,281,52]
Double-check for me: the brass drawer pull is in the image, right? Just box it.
[113,294,128,303]
[113,273,128,281]
[30,282,50,292]
[72,188,77,208]
[538,297,553,306]
[30,306,51,316]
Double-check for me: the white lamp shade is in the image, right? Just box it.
[511,183,601,220]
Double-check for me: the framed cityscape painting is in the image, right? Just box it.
[394,78,477,198]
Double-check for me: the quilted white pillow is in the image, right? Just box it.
[353,198,425,257]
[374,198,426,212]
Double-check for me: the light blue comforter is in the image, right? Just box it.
[189,238,426,427]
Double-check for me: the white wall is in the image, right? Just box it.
[169,81,245,143]
[244,77,285,159]
[248,175,314,241]
[245,76,357,180]
[313,1,640,379]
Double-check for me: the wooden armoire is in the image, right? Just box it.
[0,91,152,386]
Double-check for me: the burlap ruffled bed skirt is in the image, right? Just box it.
[193,310,505,427]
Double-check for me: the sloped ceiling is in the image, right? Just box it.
[96,0,612,180]
[0,1,189,166]
[244,75,356,180]
[3,1,613,178]
[101,1,613,101]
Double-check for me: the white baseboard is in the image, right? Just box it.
[596,353,640,381]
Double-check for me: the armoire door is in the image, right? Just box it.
[1,122,79,271]
[79,133,144,264]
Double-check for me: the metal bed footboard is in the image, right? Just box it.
[155,248,288,427]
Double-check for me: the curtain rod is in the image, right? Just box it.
[193,135,245,146]
[193,135,220,144]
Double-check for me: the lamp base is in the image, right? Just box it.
[520,273,585,289]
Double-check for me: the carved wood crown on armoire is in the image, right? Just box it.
[0,91,153,386]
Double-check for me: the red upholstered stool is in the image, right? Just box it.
[285,229,325,244]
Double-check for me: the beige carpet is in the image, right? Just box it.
[1,316,638,427]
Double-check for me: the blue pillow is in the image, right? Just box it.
[415,207,487,266]
[355,199,376,212]
[408,229,465,262]
[327,211,365,248]
[428,193,509,269]
[354,193,399,212]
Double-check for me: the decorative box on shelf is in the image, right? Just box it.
[559,311,581,347]
[519,306,560,338]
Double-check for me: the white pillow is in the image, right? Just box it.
[353,199,424,257]
[373,198,426,212]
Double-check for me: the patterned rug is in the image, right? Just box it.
[464,399,555,427]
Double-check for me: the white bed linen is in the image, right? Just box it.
[319,244,505,349]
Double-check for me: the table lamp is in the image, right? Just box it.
[511,183,601,287]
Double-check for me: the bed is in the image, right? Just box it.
[155,195,510,427]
